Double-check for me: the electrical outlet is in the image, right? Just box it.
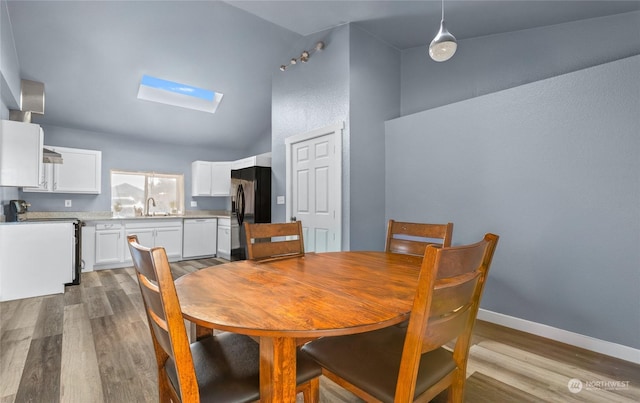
[64,200,72,207]
[277,196,285,205]
[190,201,197,207]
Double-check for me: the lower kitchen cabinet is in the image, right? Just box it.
[0,222,74,301]
[85,217,228,271]
[88,219,183,270]
[124,220,183,263]
[95,222,124,265]
[217,218,231,260]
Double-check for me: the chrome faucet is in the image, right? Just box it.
[145,197,156,216]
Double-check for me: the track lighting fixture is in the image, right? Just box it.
[429,0,457,62]
[280,41,325,72]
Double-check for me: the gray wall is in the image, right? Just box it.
[243,127,272,157]
[271,25,351,247]
[385,56,640,349]
[0,94,18,208]
[270,24,401,251]
[20,125,243,212]
[0,0,19,110]
[348,25,400,251]
[401,11,640,115]
[0,0,19,209]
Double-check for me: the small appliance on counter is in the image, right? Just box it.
[5,200,30,222]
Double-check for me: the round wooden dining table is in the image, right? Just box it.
[174,251,422,402]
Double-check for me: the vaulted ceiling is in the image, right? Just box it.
[5,1,639,149]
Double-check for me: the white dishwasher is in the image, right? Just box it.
[182,218,217,258]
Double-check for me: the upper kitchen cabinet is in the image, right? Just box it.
[191,161,231,197]
[0,120,43,187]
[231,152,271,170]
[24,146,102,194]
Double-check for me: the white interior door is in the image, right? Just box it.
[286,123,342,252]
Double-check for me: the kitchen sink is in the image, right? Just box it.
[147,212,170,216]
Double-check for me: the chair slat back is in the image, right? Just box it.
[385,220,453,256]
[395,233,499,402]
[127,235,198,402]
[245,221,305,261]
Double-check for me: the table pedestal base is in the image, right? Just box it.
[260,336,297,402]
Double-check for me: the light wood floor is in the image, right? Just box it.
[1,258,638,403]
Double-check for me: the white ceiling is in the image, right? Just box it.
[5,1,639,149]
[230,0,640,48]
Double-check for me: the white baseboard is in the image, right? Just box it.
[477,309,640,365]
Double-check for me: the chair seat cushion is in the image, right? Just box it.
[302,325,456,403]
[166,332,321,403]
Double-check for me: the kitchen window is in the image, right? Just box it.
[111,170,184,217]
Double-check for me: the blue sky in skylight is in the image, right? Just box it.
[140,75,215,101]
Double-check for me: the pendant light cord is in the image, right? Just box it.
[441,0,445,20]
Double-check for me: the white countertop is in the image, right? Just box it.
[20,210,232,223]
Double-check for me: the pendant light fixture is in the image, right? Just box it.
[429,0,457,62]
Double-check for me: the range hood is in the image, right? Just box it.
[43,147,63,164]
[8,80,62,163]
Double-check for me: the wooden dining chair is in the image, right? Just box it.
[302,233,499,403]
[244,221,305,261]
[127,235,321,403]
[385,219,454,256]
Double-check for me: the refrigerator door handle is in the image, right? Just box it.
[236,184,245,225]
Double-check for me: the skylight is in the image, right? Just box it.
[137,75,223,113]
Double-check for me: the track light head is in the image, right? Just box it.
[279,42,325,71]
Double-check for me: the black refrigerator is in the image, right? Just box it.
[230,166,271,260]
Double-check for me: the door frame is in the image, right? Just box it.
[285,121,343,251]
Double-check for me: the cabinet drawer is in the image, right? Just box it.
[96,222,122,231]
[125,220,182,229]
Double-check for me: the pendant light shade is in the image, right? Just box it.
[429,20,457,62]
[429,0,457,62]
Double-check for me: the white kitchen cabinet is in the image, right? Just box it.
[231,220,240,251]
[124,220,183,262]
[155,226,183,259]
[27,162,51,192]
[191,161,231,197]
[24,146,102,194]
[183,218,217,258]
[0,222,74,301]
[231,152,271,170]
[0,120,43,187]
[81,224,96,271]
[191,161,212,196]
[95,222,124,265]
[217,217,231,260]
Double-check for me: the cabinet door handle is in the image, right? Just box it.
[53,182,57,190]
